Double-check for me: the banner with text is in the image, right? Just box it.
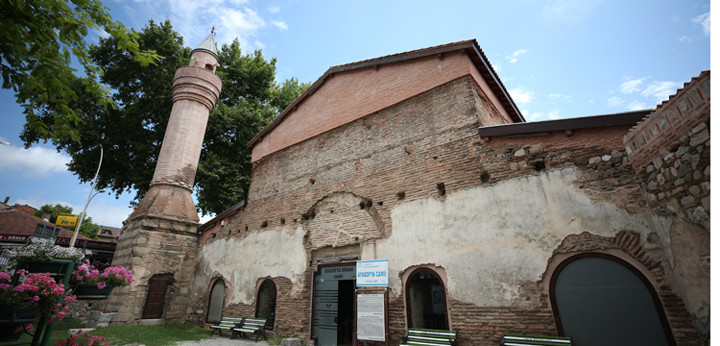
[356,259,389,287]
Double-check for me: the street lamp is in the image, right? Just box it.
[70,145,104,247]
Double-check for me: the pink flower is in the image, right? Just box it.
[58,311,65,318]
[97,282,106,289]
[34,295,39,301]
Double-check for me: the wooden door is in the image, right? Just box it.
[142,279,169,319]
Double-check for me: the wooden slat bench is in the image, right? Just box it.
[210,316,244,337]
[232,317,268,342]
[501,334,572,346]
[401,328,458,346]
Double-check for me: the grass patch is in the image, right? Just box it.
[1,321,213,346]
[92,323,212,346]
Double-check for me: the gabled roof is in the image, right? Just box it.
[0,208,88,240]
[248,39,523,149]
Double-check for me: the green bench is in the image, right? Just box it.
[501,334,572,346]
[232,317,268,342]
[401,328,458,346]
[210,316,243,337]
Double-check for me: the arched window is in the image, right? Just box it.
[206,279,225,323]
[551,255,674,346]
[405,268,448,330]
[256,279,277,330]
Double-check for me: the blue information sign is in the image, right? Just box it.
[356,260,389,287]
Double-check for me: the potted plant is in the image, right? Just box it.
[3,239,91,278]
[70,261,134,300]
[0,270,75,341]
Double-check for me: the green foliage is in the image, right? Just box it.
[28,20,308,216]
[32,204,73,224]
[1,0,161,145]
[31,204,100,239]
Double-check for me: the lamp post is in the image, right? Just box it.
[70,145,104,247]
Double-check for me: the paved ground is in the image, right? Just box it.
[175,336,270,345]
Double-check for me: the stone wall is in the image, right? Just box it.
[103,216,200,325]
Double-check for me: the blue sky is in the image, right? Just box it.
[0,0,711,228]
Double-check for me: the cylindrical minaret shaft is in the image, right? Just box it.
[129,33,222,223]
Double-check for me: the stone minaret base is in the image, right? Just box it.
[102,215,200,324]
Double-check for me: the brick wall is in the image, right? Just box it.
[250,50,514,162]
[624,71,710,172]
[198,74,706,344]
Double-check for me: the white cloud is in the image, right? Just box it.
[547,110,561,120]
[692,12,710,36]
[677,35,691,43]
[124,0,269,51]
[619,77,646,94]
[268,6,280,13]
[547,93,572,102]
[522,109,561,122]
[641,81,681,103]
[272,20,288,30]
[505,49,529,64]
[627,101,650,111]
[542,0,602,23]
[509,87,534,104]
[0,145,70,179]
[607,96,623,106]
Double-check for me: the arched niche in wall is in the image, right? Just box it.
[404,267,449,330]
[256,279,277,330]
[550,254,675,346]
[206,278,226,323]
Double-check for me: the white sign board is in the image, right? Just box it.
[356,260,389,287]
[356,293,386,341]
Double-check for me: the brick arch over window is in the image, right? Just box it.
[402,266,449,330]
[542,231,701,345]
[302,191,385,250]
[549,253,675,346]
[206,277,226,323]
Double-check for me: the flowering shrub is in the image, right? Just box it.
[55,330,108,346]
[70,261,134,289]
[3,239,91,266]
[0,270,75,322]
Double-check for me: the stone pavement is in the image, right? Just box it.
[175,335,270,345]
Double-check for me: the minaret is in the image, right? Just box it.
[104,32,222,325]
[129,32,222,222]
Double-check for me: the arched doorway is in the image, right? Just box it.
[405,268,448,330]
[206,279,225,323]
[551,255,674,346]
[256,279,277,330]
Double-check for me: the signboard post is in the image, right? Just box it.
[355,260,389,346]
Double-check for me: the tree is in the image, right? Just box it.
[2,0,160,145]
[32,204,100,239]
[25,20,308,216]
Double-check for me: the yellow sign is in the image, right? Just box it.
[56,214,79,230]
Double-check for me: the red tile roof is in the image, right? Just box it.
[0,208,89,240]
